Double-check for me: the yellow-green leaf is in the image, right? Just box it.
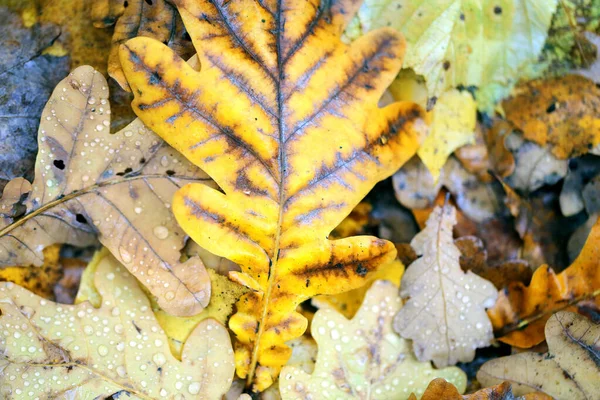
[346,0,558,111]
[417,89,476,181]
[0,249,235,399]
[279,280,467,400]
[119,0,426,391]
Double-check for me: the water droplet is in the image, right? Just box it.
[97,345,108,356]
[153,226,169,239]
[119,247,133,263]
[160,156,169,167]
[116,365,127,377]
[84,325,94,335]
[188,382,201,395]
[46,180,54,188]
[153,352,166,367]
[134,207,142,214]
[96,124,104,131]
[165,291,175,301]
[88,97,96,105]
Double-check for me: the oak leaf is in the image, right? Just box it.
[119,0,426,391]
[478,311,600,399]
[504,75,600,159]
[280,280,466,400]
[394,204,498,367]
[0,66,213,317]
[345,0,557,111]
[487,217,600,348]
[92,0,195,90]
[0,249,235,399]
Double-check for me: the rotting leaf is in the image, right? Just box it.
[408,378,521,400]
[119,0,426,391]
[0,7,70,192]
[487,217,600,348]
[345,0,557,111]
[394,204,498,367]
[0,249,235,399]
[503,75,600,159]
[0,244,61,299]
[478,311,600,399]
[0,66,214,317]
[279,280,467,400]
[92,0,195,90]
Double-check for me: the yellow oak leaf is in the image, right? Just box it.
[394,204,498,367]
[279,280,466,400]
[417,90,476,182]
[0,249,235,399]
[0,66,214,317]
[119,0,426,391]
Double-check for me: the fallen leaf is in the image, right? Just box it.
[312,258,405,319]
[0,66,214,317]
[93,0,195,90]
[503,75,600,159]
[119,0,425,391]
[0,7,70,191]
[394,204,498,367]
[0,244,61,299]
[280,280,467,400]
[478,311,600,399]
[52,256,87,304]
[504,131,568,193]
[0,249,235,399]
[559,155,600,217]
[417,90,476,181]
[487,217,600,347]
[409,378,518,400]
[455,236,532,289]
[394,156,501,223]
[345,0,557,111]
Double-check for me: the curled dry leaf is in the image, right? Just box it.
[478,311,600,400]
[280,281,466,400]
[119,0,425,391]
[488,217,600,348]
[394,156,501,223]
[504,131,568,193]
[503,75,600,159]
[0,250,235,399]
[0,66,213,317]
[345,0,557,111]
[0,244,61,299]
[92,0,195,90]
[394,205,498,367]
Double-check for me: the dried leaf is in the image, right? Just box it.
[478,311,600,399]
[409,378,517,400]
[0,249,235,399]
[0,7,70,191]
[394,204,498,367]
[393,156,501,223]
[312,259,405,319]
[559,155,600,217]
[345,0,557,111]
[0,244,61,299]
[503,75,600,159]
[488,217,600,347]
[93,0,195,90]
[0,66,213,317]
[504,131,568,193]
[280,281,466,400]
[119,0,425,391]
[417,90,476,181]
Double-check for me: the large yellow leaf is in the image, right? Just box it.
[394,204,498,367]
[345,0,558,111]
[0,250,235,399]
[279,280,466,400]
[0,66,213,317]
[119,0,426,391]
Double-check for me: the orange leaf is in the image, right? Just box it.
[488,217,600,347]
